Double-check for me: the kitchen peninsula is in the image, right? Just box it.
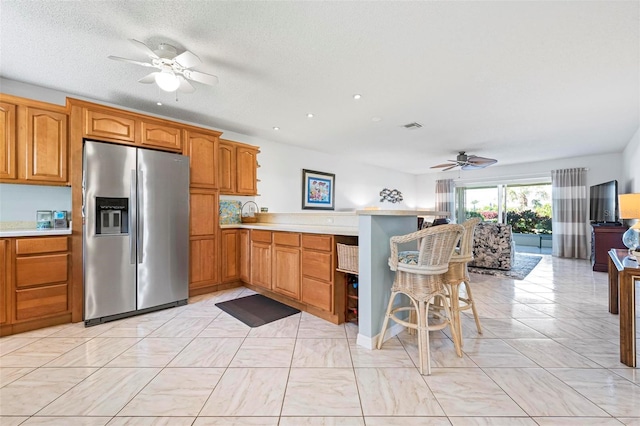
[222,209,446,349]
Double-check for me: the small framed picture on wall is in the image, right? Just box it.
[302,169,335,210]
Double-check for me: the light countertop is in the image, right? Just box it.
[220,223,358,236]
[0,228,72,238]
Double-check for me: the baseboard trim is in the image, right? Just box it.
[357,322,405,349]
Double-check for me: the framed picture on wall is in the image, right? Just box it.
[302,169,335,210]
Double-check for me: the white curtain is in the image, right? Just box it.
[551,168,588,259]
[435,179,455,222]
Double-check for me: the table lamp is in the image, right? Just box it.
[619,193,640,259]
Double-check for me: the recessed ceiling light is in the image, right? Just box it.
[353,94,362,100]
[307,113,314,118]
[372,116,382,122]
[273,126,280,131]
[156,102,162,106]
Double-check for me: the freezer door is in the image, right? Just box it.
[84,141,137,321]
[137,148,190,309]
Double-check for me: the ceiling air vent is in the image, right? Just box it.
[403,122,423,130]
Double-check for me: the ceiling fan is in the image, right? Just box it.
[108,39,218,93]
[431,151,498,171]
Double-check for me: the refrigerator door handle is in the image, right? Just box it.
[137,170,144,264]
[130,169,137,265]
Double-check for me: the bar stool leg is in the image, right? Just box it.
[377,291,397,349]
[464,279,483,334]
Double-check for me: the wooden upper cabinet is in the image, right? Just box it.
[236,146,258,195]
[84,108,136,143]
[0,102,17,180]
[24,107,68,183]
[219,139,259,195]
[141,120,182,151]
[185,130,219,188]
[218,141,236,193]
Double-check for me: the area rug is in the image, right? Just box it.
[215,294,300,327]
[468,253,542,280]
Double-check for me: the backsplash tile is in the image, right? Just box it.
[219,200,242,224]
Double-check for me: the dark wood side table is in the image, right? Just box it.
[608,249,640,367]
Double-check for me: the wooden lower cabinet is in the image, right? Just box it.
[301,235,334,312]
[239,230,250,282]
[272,243,301,300]
[0,239,8,324]
[1,236,71,336]
[251,241,272,290]
[190,237,218,291]
[221,229,239,283]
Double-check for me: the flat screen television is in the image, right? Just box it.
[589,180,619,224]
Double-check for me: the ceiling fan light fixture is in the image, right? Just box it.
[155,69,180,92]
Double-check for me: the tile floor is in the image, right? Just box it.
[1,255,639,425]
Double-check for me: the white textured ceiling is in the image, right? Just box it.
[1,1,638,174]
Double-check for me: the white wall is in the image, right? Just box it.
[0,184,72,222]
[0,78,417,216]
[622,127,640,193]
[415,152,625,208]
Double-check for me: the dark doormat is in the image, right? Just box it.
[215,294,301,327]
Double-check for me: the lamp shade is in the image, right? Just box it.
[619,193,640,220]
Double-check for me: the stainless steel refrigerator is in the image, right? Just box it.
[83,140,189,326]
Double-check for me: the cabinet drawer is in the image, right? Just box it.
[16,283,68,321]
[302,250,333,282]
[302,234,333,252]
[273,232,300,247]
[302,277,332,312]
[16,254,68,288]
[84,109,136,142]
[16,237,68,254]
[251,230,272,243]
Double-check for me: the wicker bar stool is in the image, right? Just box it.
[442,217,483,345]
[377,224,464,375]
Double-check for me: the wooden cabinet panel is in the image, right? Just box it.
[185,130,218,188]
[251,241,271,290]
[591,225,629,272]
[15,283,68,321]
[302,251,333,282]
[221,230,239,282]
[272,245,300,299]
[16,236,67,254]
[239,230,250,283]
[190,189,217,236]
[141,120,182,151]
[0,102,16,179]
[0,240,7,324]
[273,232,300,247]
[25,107,68,182]
[302,276,332,312]
[190,237,217,289]
[218,142,235,194]
[302,234,333,252]
[236,146,258,195]
[16,254,68,288]
[84,108,136,143]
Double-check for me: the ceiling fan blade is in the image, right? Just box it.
[467,156,497,166]
[138,72,158,84]
[174,50,201,69]
[108,56,155,68]
[442,164,459,171]
[461,163,485,170]
[177,75,196,93]
[129,39,159,59]
[183,69,218,86]
[431,163,455,169]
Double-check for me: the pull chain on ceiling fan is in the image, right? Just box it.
[108,39,218,93]
[431,151,498,171]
